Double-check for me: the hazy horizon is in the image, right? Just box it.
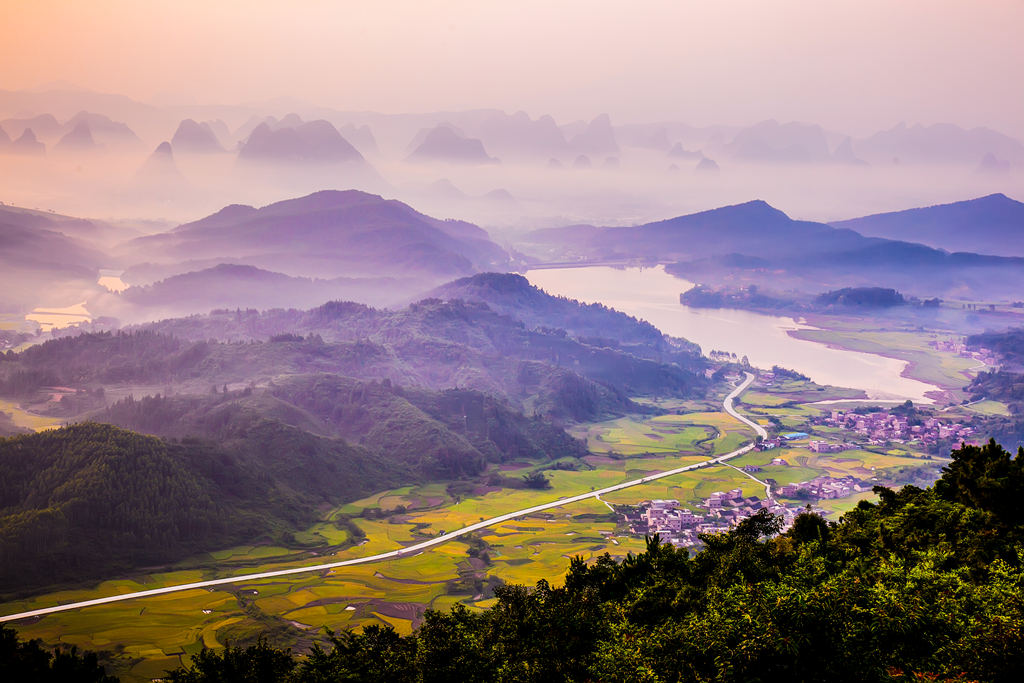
[4,0,1024,138]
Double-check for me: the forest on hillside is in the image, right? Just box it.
[0,279,709,593]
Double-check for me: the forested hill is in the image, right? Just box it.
[428,272,702,365]
[12,439,1024,682]
[0,281,707,593]
[96,376,586,479]
[2,297,707,421]
[0,422,405,592]
[967,328,1024,425]
[969,328,1024,369]
[0,380,587,593]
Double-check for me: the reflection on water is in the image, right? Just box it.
[27,301,91,332]
[525,265,937,402]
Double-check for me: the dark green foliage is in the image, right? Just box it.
[770,365,809,381]
[0,422,405,592]
[521,470,551,490]
[0,331,205,395]
[968,328,1024,368]
[969,369,1024,415]
[159,440,1024,682]
[295,627,418,683]
[815,286,905,307]
[98,374,586,481]
[934,438,1024,526]
[0,625,118,682]
[163,640,296,683]
[0,423,239,591]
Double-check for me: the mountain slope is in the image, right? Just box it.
[238,120,364,163]
[429,272,702,366]
[521,199,871,262]
[93,263,405,319]
[854,122,1024,165]
[0,208,107,309]
[831,193,1024,257]
[171,118,225,153]
[0,420,403,591]
[522,198,1024,299]
[408,125,498,164]
[124,190,510,280]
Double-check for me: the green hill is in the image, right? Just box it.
[0,422,403,593]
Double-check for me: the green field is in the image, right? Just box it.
[746,378,865,404]
[573,409,755,458]
[964,399,1012,417]
[3,492,649,682]
[1,376,948,682]
[1,404,762,681]
[790,326,981,399]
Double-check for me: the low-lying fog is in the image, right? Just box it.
[1,141,1019,237]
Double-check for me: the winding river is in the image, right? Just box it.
[525,265,937,401]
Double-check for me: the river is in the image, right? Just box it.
[525,265,937,401]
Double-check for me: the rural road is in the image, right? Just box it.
[2,372,763,623]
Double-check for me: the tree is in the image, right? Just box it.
[935,438,1024,525]
[164,641,295,683]
[0,625,118,683]
[522,470,552,489]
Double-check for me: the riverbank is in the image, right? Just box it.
[787,320,982,406]
[525,265,940,402]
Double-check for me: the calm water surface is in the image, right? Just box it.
[525,265,936,401]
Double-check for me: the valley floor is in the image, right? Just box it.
[0,373,956,682]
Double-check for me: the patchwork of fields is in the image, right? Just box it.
[1,376,946,682]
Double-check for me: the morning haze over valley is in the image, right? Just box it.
[2,2,1024,681]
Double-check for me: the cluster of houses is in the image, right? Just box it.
[815,409,975,446]
[625,492,810,549]
[807,440,851,453]
[754,432,809,451]
[930,338,996,366]
[776,475,866,500]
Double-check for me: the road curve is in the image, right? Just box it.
[2,373,761,623]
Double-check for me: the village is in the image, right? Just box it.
[929,338,998,367]
[621,486,833,549]
[619,445,882,551]
[619,396,979,549]
[810,408,976,447]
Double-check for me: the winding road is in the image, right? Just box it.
[1,372,765,623]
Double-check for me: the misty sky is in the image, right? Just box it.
[4,0,1024,136]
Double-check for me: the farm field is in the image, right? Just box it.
[964,399,1012,417]
[3,491,650,682]
[572,409,753,458]
[0,397,62,431]
[1,376,947,682]
[2,401,764,681]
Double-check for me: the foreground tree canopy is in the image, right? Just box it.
[5,440,1024,682]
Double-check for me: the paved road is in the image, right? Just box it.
[2,373,761,623]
